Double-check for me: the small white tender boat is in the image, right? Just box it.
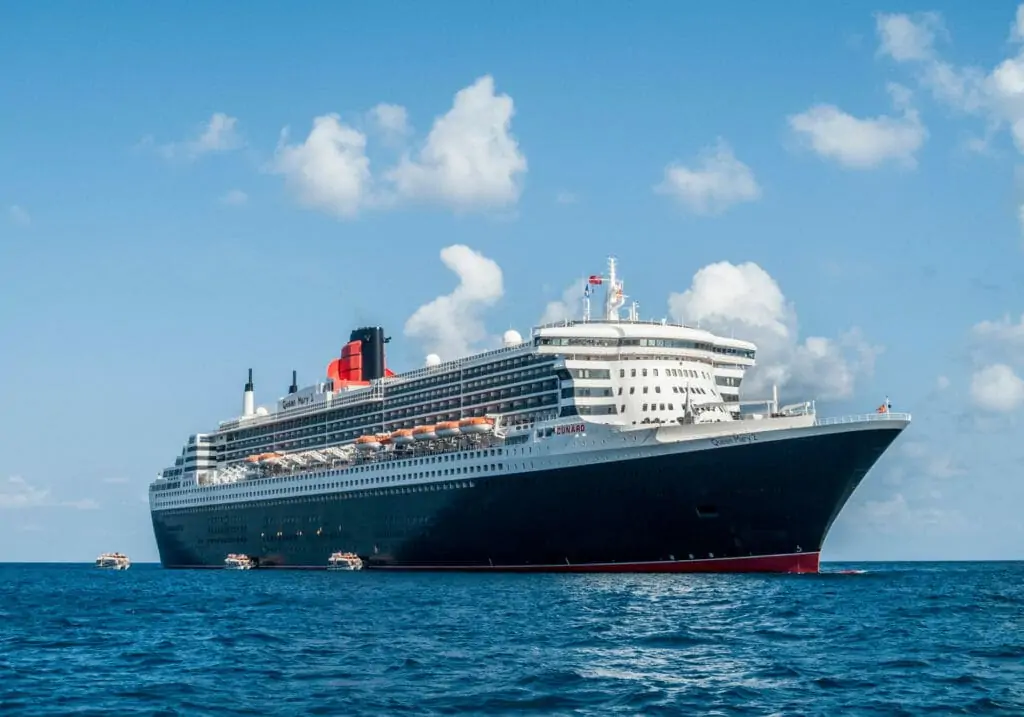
[95,552,131,570]
[224,553,255,570]
[327,551,363,571]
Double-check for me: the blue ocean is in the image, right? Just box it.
[0,562,1021,716]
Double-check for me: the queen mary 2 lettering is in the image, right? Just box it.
[148,258,910,574]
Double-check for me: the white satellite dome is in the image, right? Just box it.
[425,353,442,367]
[255,406,270,416]
[502,329,523,347]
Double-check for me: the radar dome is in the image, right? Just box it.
[255,406,270,416]
[502,329,523,347]
[425,353,442,367]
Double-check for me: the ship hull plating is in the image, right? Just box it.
[151,424,902,573]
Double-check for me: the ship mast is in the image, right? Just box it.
[604,256,626,321]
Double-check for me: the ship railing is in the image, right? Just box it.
[814,412,912,426]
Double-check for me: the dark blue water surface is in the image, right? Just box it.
[0,562,1022,716]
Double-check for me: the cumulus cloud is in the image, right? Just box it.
[970,363,1024,412]
[539,279,586,325]
[970,313,1024,369]
[386,75,527,211]
[788,83,927,169]
[875,11,943,62]
[369,103,411,144]
[404,245,504,360]
[270,76,527,219]
[156,112,242,161]
[8,204,30,227]
[654,139,761,215]
[0,476,98,510]
[219,189,248,206]
[270,115,372,218]
[899,440,965,480]
[874,5,1024,187]
[860,492,965,534]
[972,312,1024,345]
[667,261,880,401]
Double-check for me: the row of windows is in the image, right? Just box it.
[386,354,552,398]
[620,366,711,380]
[538,336,748,355]
[562,386,614,398]
[156,466,500,507]
[568,368,611,380]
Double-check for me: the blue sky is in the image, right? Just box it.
[3,1,1024,562]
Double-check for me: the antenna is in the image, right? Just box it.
[582,276,591,322]
[604,256,626,321]
[289,370,298,394]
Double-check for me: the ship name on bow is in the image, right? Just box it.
[709,432,758,448]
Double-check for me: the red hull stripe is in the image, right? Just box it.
[168,552,820,574]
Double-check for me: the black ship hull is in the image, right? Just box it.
[151,422,903,573]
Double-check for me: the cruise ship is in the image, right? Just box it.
[149,258,910,573]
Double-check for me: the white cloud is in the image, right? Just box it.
[63,498,101,510]
[788,83,927,169]
[899,440,964,480]
[386,75,527,211]
[220,189,248,206]
[875,7,1024,174]
[270,76,527,219]
[667,261,880,401]
[158,112,242,161]
[860,492,965,534]
[936,375,951,390]
[0,476,99,510]
[970,363,1024,412]
[8,204,30,227]
[0,476,49,509]
[972,313,1024,345]
[654,139,761,215]
[270,115,372,219]
[404,245,504,360]
[369,103,411,143]
[875,12,942,62]
[539,279,586,325]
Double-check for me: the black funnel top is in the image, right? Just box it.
[350,326,386,381]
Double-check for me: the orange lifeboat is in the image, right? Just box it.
[435,421,461,438]
[392,429,415,445]
[412,425,437,441]
[355,435,381,451]
[458,417,495,434]
[376,432,392,445]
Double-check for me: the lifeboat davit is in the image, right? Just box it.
[435,421,461,438]
[458,417,494,434]
[392,429,415,445]
[355,435,381,451]
[412,425,437,441]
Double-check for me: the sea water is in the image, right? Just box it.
[0,562,1021,715]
